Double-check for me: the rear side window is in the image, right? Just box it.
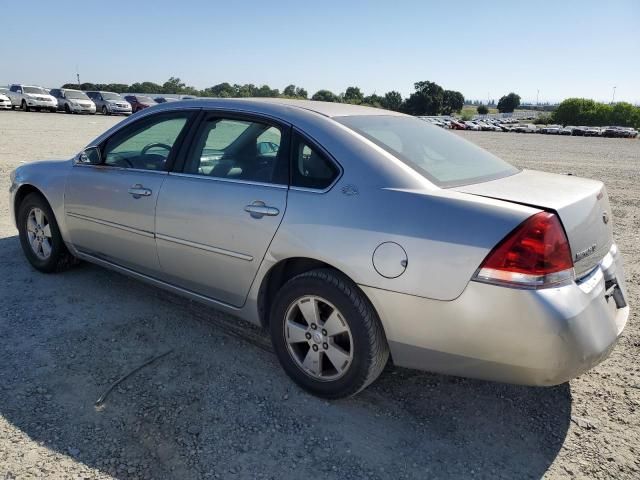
[336,115,518,187]
[291,134,339,190]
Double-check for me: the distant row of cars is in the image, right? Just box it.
[0,84,196,116]
[421,116,638,138]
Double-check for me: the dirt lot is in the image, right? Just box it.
[0,111,638,479]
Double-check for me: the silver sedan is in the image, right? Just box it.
[9,99,629,398]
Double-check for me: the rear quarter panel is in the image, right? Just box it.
[270,185,539,301]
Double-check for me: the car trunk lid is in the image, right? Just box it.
[453,169,613,278]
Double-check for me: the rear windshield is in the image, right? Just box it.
[337,115,518,187]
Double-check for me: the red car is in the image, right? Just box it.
[124,95,157,113]
[449,119,467,130]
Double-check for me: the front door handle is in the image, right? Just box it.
[244,201,280,218]
[128,184,152,198]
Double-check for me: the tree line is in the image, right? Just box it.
[552,98,640,129]
[61,77,475,115]
[64,76,639,128]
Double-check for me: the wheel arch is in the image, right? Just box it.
[256,256,375,329]
[13,184,48,225]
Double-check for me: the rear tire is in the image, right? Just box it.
[269,269,389,398]
[17,193,78,273]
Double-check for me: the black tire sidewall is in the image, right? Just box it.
[270,272,378,398]
[18,193,65,273]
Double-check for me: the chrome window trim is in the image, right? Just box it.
[167,172,288,190]
[155,234,254,261]
[73,163,169,175]
[66,212,154,238]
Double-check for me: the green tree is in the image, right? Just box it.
[381,91,403,111]
[311,90,340,102]
[442,90,465,115]
[255,85,279,97]
[204,82,236,97]
[363,94,383,108]
[477,104,489,115]
[162,77,186,94]
[235,84,257,97]
[343,86,364,104]
[497,92,521,113]
[283,84,297,97]
[295,87,308,99]
[130,81,162,94]
[403,81,444,115]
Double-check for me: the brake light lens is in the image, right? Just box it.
[474,212,574,288]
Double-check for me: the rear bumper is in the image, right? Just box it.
[362,244,629,386]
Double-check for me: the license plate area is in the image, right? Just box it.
[604,279,626,309]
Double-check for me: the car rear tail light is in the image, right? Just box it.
[474,212,574,288]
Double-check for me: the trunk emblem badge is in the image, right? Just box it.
[575,244,597,262]
[602,212,609,224]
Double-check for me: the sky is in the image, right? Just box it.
[2,0,638,104]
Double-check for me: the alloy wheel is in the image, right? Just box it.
[26,208,52,260]
[284,295,354,381]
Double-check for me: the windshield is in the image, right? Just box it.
[337,115,519,188]
[24,87,47,95]
[138,96,155,103]
[102,92,122,100]
[65,90,90,100]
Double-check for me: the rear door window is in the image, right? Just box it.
[183,117,288,185]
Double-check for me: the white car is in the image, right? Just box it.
[463,121,480,131]
[49,88,96,114]
[0,92,11,110]
[6,84,58,112]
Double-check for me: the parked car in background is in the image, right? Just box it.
[154,96,179,104]
[50,88,96,114]
[9,99,629,398]
[541,125,563,134]
[463,121,480,131]
[584,127,601,137]
[0,91,11,110]
[559,126,573,135]
[124,95,157,113]
[570,126,586,136]
[6,84,57,112]
[86,91,132,116]
[514,124,537,133]
[449,120,466,130]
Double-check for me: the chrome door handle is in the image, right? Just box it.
[244,201,280,218]
[128,184,152,198]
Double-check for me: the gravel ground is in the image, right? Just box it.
[0,111,638,479]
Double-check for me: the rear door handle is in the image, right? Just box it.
[128,184,152,198]
[244,201,280,218]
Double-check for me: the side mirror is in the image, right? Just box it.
[77,146,102,165]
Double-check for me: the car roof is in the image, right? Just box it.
[152,97,406,119]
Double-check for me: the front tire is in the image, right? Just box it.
[64,104,71,114]
[270,269,389,398]
[17,193,77,273]
[102,105,110,115]
[22,100,30,112]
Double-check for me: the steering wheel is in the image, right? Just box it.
[141,142,172,155]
